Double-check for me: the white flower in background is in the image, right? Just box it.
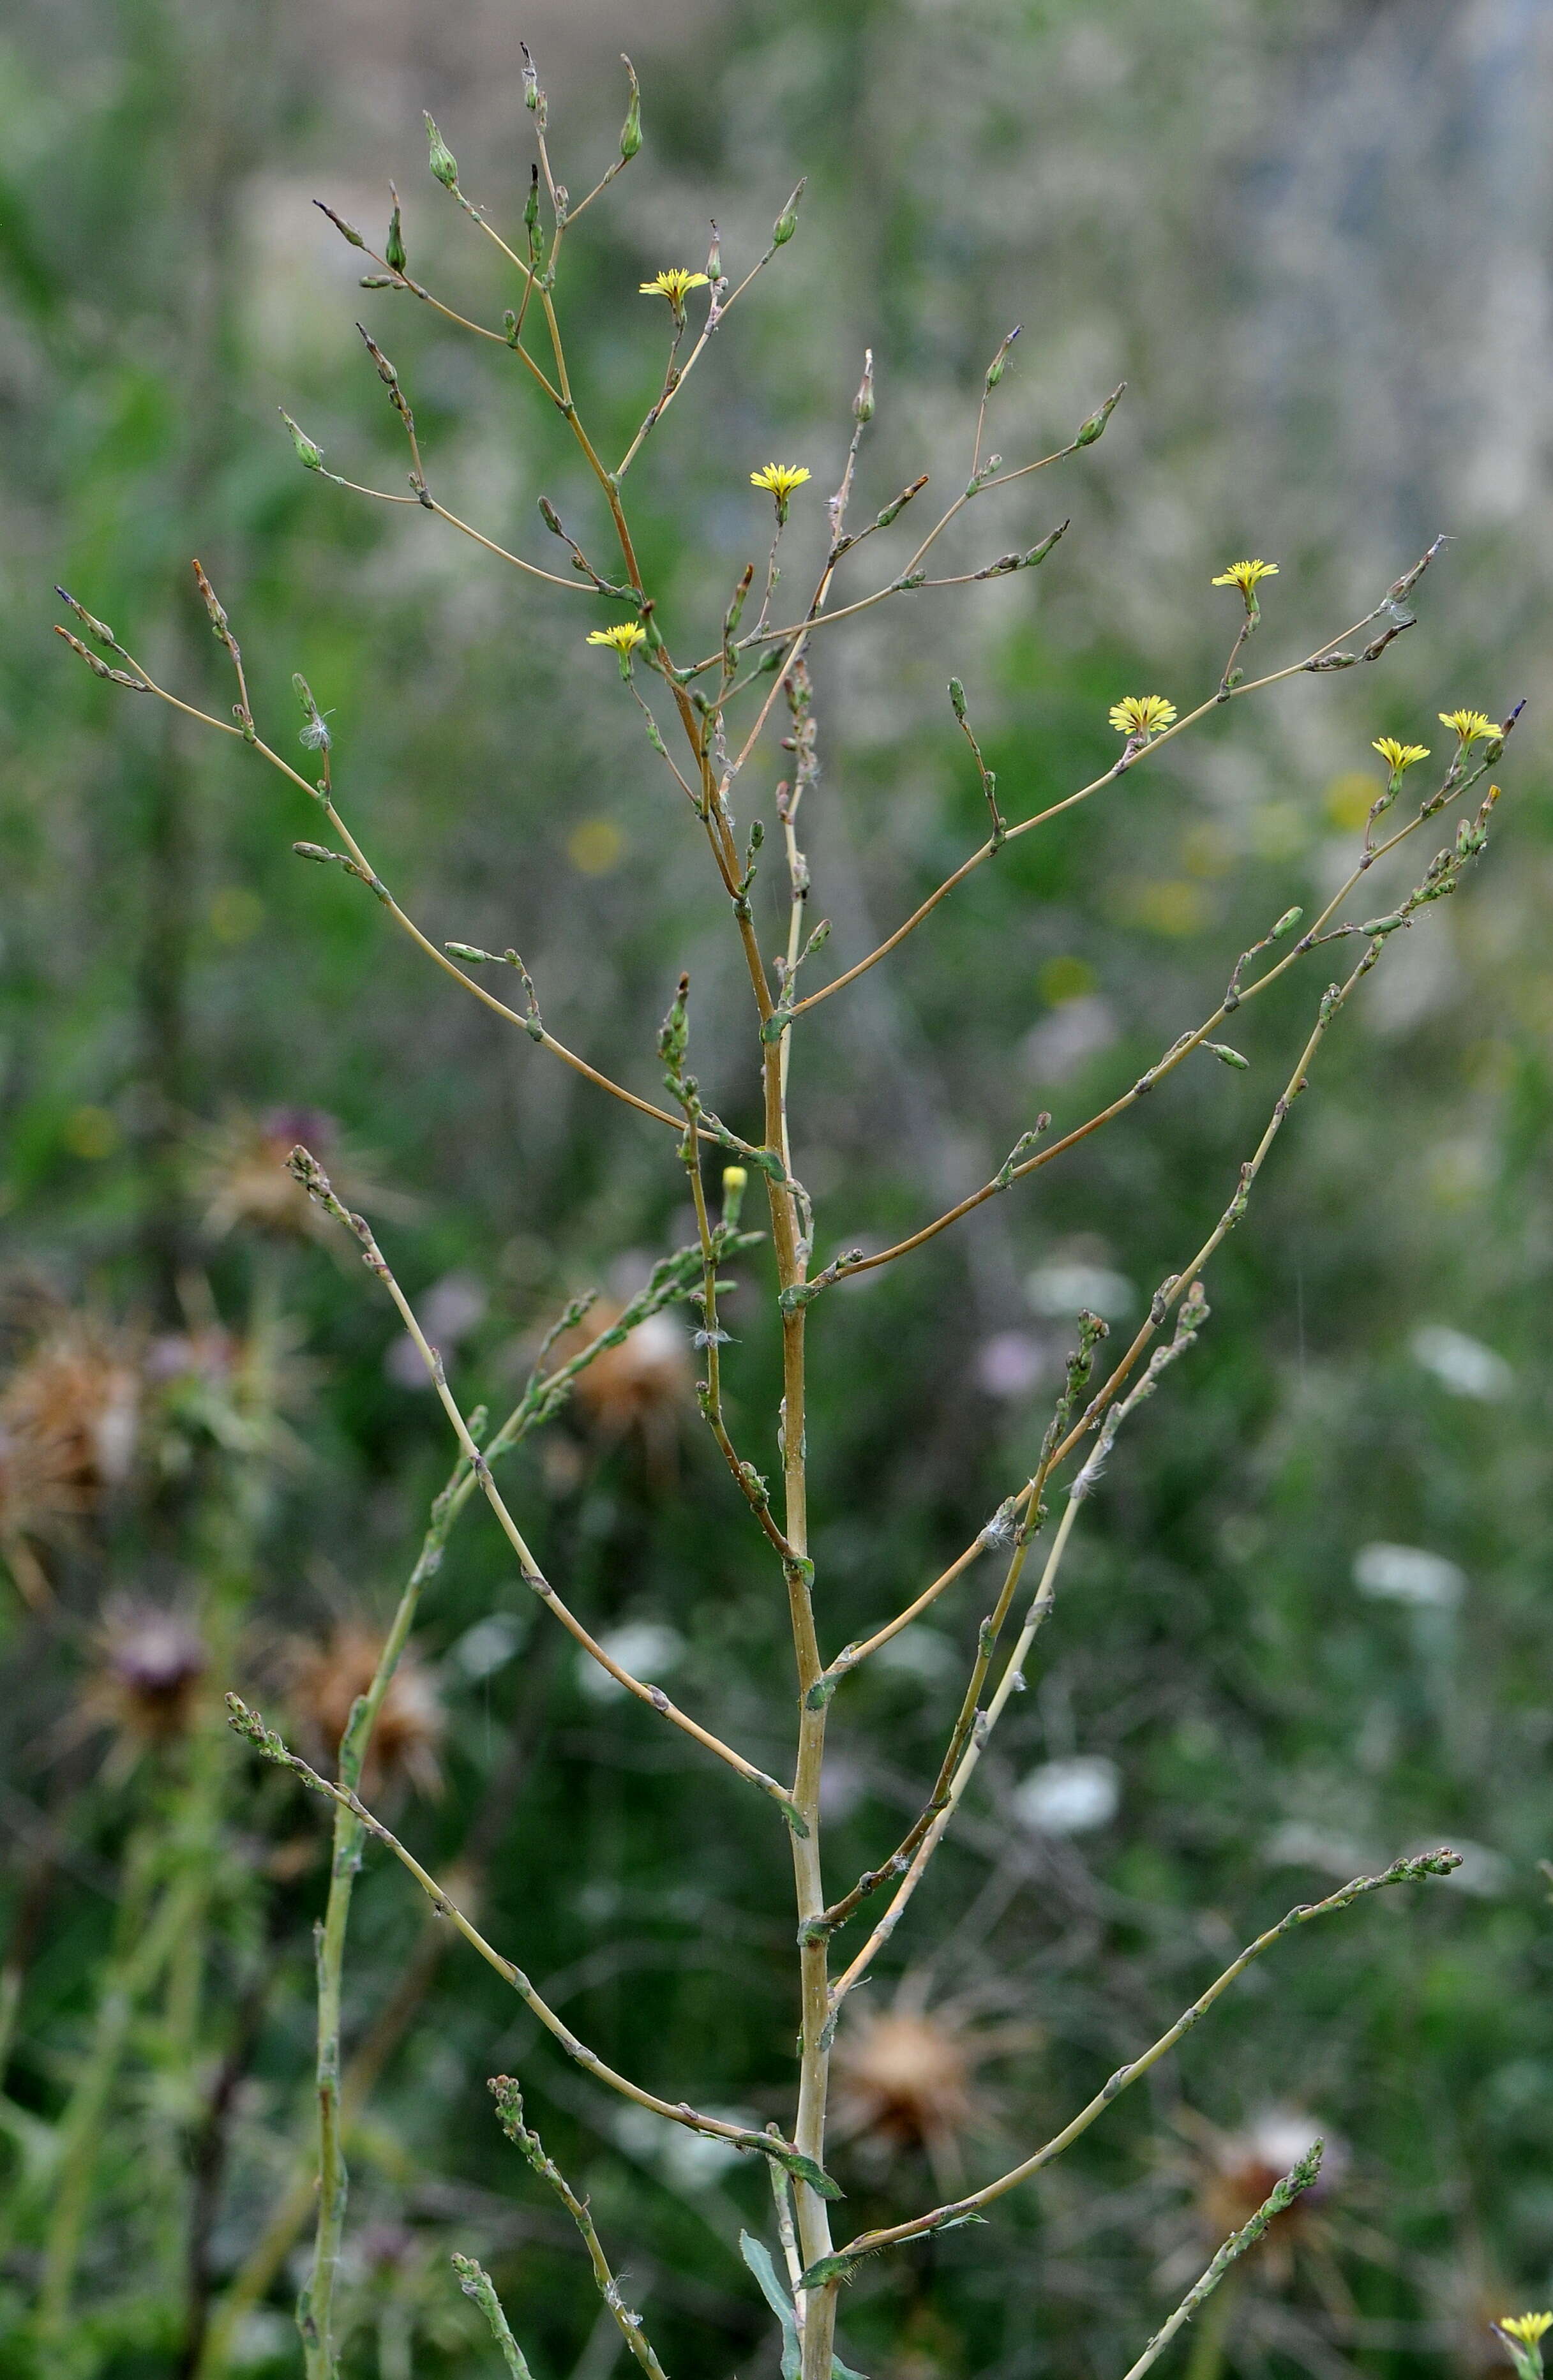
[611,2102,754,2190]
[874,1626,959,1683]
[1353,1542,1466,1610]
[385,1270,487,1388]
[1263,1822,1381,1877]
[1413,1838,1510,1897]
[973,1329,1054,1400]
[1410,1322,1512,1402]
[577,1620,685,1703]
[448,1611,525,1681]
[1013,1754,1120,1836]
[1026,1261,1136,1321]
[1022,993,1120,1084]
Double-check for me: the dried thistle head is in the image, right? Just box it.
[560,1300,692,1463]
[831,1996,1028,2188]
[1,1321,140,1506]
[0,1415,83,1557]
[1190,2108,1346,2280]
[80,1598,210,1764]
[197,1106,384,1244]
[287,1621,444,1799]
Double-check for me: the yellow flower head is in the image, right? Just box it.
[1372,737,1430,777]
[1212,558,1279,599]
[1501,2317,1553,2347]
[639,268,708,307]
[1439,708,1497,746]
[750,463,812,505]
[586,622,647,657]
[1109,694,1178,740]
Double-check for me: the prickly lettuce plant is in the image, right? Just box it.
[57,46,1520,2380]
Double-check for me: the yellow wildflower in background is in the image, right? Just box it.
[638,268,708,308]
[1372,737,1430,778]
[1439,708,1497,745]
[1212,558,1279,602]
[1109,694,1177,739]
[587,622,646,655]
[750,463,811,504]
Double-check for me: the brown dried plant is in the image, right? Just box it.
[57,45,1522,2380]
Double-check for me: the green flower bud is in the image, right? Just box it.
[984,324,1021,391]
[1075,383,1125,447]
[282,407,327,472]
[385,186,406,273]
[1270,906,1303,941]
[948,677,968,723]
[772,177,806,247]
[424,113,458,190]
[314,200,365,249]
[619,55,641,160]
[853,348,875,423]
[1206,1043,1249,1070]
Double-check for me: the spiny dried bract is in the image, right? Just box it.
[287,1621,444,1799]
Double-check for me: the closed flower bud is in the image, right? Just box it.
[1075,384,1125,447]
[424,113,458,190]
[314,200,365,249]
[385,186,406,272]
[619,56,641,159]
[279,408,323,470]
[984,325,1021,391]
[853,348,875,423]
[772,178,806,247]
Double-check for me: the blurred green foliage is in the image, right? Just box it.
[2,2,1552,2376]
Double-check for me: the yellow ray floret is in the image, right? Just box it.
[1212,558,1279,596]
[587,622,647,655]
[1372,737,1430,776]
[1439,708,1497,745]
[639,268,708,306]
[1501,2316,1553,2347]
[750,463,812,504]
[1109,694,1178,739]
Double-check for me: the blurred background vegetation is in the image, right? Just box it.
[2,1,1552,2374]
